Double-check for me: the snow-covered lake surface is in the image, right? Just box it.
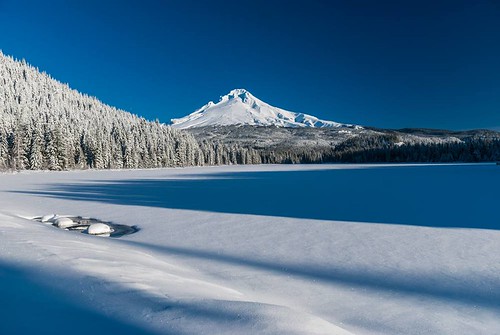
[1,163,499,334]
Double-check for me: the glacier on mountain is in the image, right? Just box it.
[171,89,359,129]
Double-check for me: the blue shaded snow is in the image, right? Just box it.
[18,164,499,229]
[0,262,156,335]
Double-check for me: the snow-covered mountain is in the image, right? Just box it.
[171,89,358,129]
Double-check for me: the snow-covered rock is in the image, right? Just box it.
[50,214,64,222]
[87,223,112,235]
[170,88,359,129]
[54,217,75,229]
[41,214,56,223]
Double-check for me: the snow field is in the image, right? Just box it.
[1,163,499,334]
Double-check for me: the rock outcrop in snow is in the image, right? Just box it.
[171,89,358,129]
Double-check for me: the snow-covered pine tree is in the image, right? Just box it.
[0,124,8,169]
[27,126,44,170]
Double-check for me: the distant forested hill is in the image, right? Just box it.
[187,125,500,164]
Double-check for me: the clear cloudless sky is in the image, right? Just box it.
[1,0,499,130]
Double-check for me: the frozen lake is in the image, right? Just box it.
[1,163,499,334]
[15,163,500,228]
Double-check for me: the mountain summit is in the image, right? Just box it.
[170,89,357,129]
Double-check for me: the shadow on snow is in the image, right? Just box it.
[0,260,318,335]
[14,164,500,229]
[0,261,158,335]
[119,239,500,311]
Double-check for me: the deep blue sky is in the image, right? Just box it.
[1,0,499,130]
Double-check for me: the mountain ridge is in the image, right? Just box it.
[171,89,359,129]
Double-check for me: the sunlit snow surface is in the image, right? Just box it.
[1,164,499,334]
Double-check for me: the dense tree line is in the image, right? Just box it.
[331,136,500,163]
[0,51,211,170]
[237,134,500,164]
